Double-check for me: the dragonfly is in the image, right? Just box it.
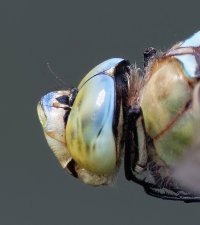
[37,31,200,202]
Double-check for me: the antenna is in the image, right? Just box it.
[46,62,67,86]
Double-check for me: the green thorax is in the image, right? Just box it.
[141,57,198,166]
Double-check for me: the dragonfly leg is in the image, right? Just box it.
[144,185,200,202]
[124,106,148,181]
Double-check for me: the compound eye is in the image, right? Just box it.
[66,58,125,175]
[66,74,115,174]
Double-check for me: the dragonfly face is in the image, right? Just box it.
[37,58,130,185]
[37,31,200,202]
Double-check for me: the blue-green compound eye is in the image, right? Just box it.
[66,73,115,174]
[66,58,126,175]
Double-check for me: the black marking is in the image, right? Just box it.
[66,159,78,177]
[124,106,141,180]
[69,87,78,106]
[56,95,70,105]
[113,60,130,141]
[97,127,103,137]
[114,60,131,75]
[143,47,157,69]
[62,87,78,126]
[63,112,69,125]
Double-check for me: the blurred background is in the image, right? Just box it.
[0,0,200,224]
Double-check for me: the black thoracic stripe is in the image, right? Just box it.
[124,106,140,180]
[112,60,130,141]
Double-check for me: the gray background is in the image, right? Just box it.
[1,0,200,224]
